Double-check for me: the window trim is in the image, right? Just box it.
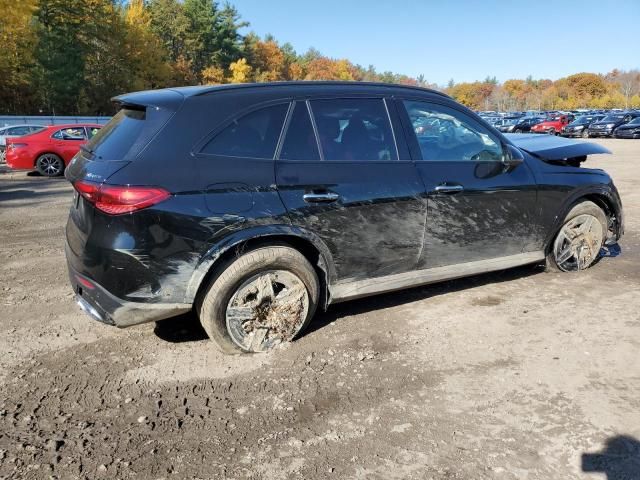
[397,97,506,163]
[194,99,293,160]
[304,96,401,163]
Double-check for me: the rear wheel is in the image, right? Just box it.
[198,246,319,354]
[548,128,556,135]
[546,201,607,272]
[36,153,64,177]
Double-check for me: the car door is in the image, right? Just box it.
[52,127,87,162]
[276,98,427,283]
[398,99,539,269]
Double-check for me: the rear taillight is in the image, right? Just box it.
[74,181,170,215]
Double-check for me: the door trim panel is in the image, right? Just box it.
[329,250,544,303]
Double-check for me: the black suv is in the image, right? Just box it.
[65,82,623,353]
[588,112,640,138]
[510,117,544,133]
[561,115,604,138]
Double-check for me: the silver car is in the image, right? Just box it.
[0,125,44,163]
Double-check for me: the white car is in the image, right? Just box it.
[0,125,44,163]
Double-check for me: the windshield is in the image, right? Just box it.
[626,117,640,125]
[601,115,624,122]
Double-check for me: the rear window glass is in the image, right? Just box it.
[52,127,86,140]
[86,107,171,161]
[202,103,289,159]
[279,102,320,161]
[310,98,397,161]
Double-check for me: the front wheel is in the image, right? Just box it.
[546,201,607,272]
[198,246,319,354]
[36,153,64,177]
[548,128,556,135]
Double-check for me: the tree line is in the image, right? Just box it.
[1,0,638,115]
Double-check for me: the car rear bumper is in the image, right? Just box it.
[5,148,34,170]
[66,247,191,327]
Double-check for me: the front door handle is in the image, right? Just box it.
[303,192,340,203]
[433,184,464,194]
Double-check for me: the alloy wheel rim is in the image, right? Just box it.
[553,214,604,272]
[225,270,309,352]
[39,155,62,175]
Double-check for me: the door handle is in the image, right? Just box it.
[303,192,340,203]
[433,184,464,194]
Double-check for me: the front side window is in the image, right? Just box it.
[202,103,289,159]
[309,98,397,161]
[403,100,503,162]
[86,126,101,139]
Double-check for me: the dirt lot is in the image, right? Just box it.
[0,139,639,480]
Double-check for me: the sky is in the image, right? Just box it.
[228,0,639,86]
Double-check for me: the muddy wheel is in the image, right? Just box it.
[198,246,319,354]
[546,201,607,272]
[36,153,64,177]
[582,129,590,139]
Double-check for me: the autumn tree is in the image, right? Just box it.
[0,0,38,113]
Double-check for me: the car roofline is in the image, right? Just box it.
[180,81,451,99]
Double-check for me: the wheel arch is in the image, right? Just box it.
[186,225,336,310]
[545,187,622,252]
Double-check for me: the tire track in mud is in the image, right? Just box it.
[0,333,445,479]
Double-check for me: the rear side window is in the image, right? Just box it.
[86,107,171,161]
[202,103,289,159]
[279,102,320,161]
[309,98,397,161]
[52,127,86,140]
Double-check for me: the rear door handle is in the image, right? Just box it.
[433,184,464,194]
[303,192,340,203]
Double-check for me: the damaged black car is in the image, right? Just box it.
[64,82,623,353]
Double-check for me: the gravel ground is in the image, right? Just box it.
[0,139,639,480]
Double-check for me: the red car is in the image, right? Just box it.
[530,115,574,135]
[6,124,101,177]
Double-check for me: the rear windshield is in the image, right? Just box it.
[85,107,171,160]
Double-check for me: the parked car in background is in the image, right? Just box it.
[509,117,544,133]
[495,117,522,133]
[6,124,101,176]
[64,82,622,354]
[0,124,44,163]
[588,112,640,138]
[613,116,640,138]
[531,114,575,135]
[561,115,604,138]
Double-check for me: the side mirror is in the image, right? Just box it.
[502,144,524,172]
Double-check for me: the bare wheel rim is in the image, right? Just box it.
[38,155,62,175]
[226,270,309,352]
[0,148,5,164]
[553,213,604,272]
